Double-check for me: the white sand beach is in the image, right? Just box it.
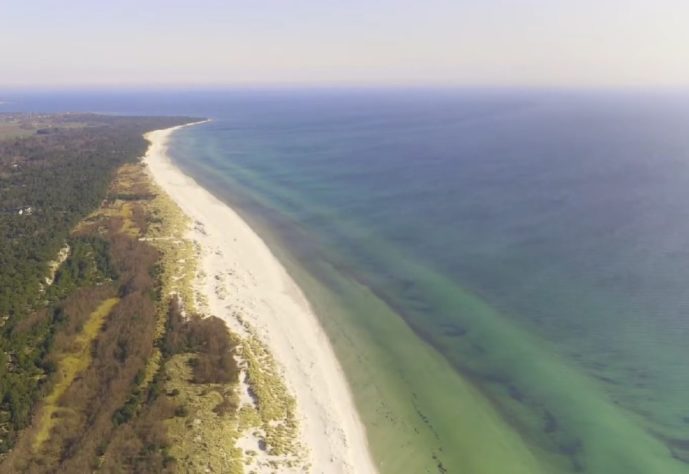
[144,124,377,474]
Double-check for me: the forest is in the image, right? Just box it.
[0,113,287,473]
[0,114,193,318]
[0,114,195,461]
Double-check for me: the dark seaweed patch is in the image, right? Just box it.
[543,410,558,433]
[507,383,524,402]
[411,398,439,441]
[559,438,583,457]
[440,323,467,337]
[594,374,620,385]
[432,451,448,474]
[667,438,689,450]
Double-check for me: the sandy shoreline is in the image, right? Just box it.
[144,123,377,473]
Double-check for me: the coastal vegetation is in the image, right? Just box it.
[0,114,194,467]
[0,116,308,472]
[139,158,306,472]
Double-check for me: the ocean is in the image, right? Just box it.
[4,88,689,473]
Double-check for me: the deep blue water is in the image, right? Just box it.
[4,89,689,472]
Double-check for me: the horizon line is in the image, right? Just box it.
[2,82,689,94]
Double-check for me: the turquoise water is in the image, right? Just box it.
[6,89,689,472]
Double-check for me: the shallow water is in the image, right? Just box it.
[6,89,689,472]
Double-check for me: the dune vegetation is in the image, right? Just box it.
[0,116,307,472]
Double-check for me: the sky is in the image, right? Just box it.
[1,0,688,88]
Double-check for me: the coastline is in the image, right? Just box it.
[144,123,377,473]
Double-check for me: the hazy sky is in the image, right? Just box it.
[2,0,688,88]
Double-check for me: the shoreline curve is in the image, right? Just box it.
[143,122,378,473]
